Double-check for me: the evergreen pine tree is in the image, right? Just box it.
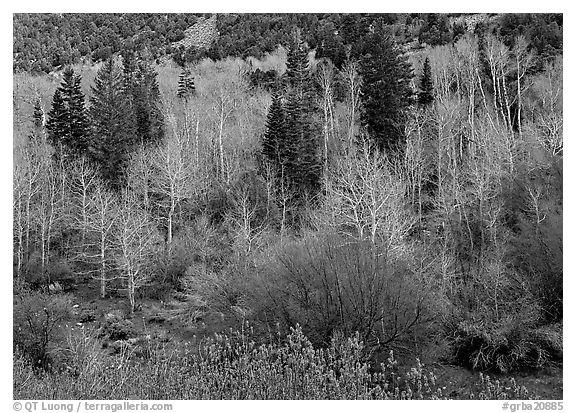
[46,67,91,156]
[89,58,136,187]
[281,32,322,201]
[358,24,413,156]
[177,68,196,100]
[418,57,434,105]
[131,61,165,147]
[283,32,311,95]
[121,49,137,94]
[262,90,286,168]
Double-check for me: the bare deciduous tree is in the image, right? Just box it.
[325,144,414,253]
[114,190,161,314]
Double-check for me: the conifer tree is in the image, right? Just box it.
[177,68,196,101]
[46,67,91,156]
[358,24,413,156]
[281,32,322,201]
[121,49,137,94]
[46,89,67,145]
[418,57,434,105]
[131,61,165,147]
[89,58,136,187]
[262,90,286,168]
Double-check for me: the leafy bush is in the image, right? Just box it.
[13,291,72,370]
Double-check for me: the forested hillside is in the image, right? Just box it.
[14,13,562,72]
[13,13,563,400]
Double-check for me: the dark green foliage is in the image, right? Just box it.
[261,90,286,168]
[46,89,67,144]
[120,49,137,94]
[121,59,164,148]
[341,14,379,58]
[177,68,196,100]
[46,67,91,156]
[260,33,322,212]
[497,14,563,58]
[418,57,434,105]
[248,68,279,92]
[283,90,322,199]
[418,13,452,46]
[13,13,202,73]
[314,19,347,69]
[14,13,563,74]
[358,25,414,156]
[89,58,136,186]
[281,33,322,200]
[172,45,208,67]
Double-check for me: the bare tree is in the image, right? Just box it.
[113,190,161,314]
[340,60,362,153]
[31,144,67,285]
[13,139,44,278]
[404,108,433,223]
[325,144,414,252]
[512,36,535,137]
[69,157,98,257]
[90,183,120,299]
[226,186,266,256]
[316,59,338,169]
[524,56,563,157]
[148,113,196,253]
[127,147,154,213]
[71,169,120,299]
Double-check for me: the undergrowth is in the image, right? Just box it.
[14,325,531,400]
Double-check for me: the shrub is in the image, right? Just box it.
[13,291,72,370]
[474,374,530,400]
[249,232,444,349]
[97,311,136,341]
[13,324,536,400]
[78,307,97,323]
[448,301,561,373]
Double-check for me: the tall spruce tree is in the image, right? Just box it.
[418,57,434,105]
[262,90,286,168]
[46,67,91,155]
[177,68,196,101]
[130,61,165,147]
[89,58,136,187]
[281,32,322,201]
[358,24,413,156]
